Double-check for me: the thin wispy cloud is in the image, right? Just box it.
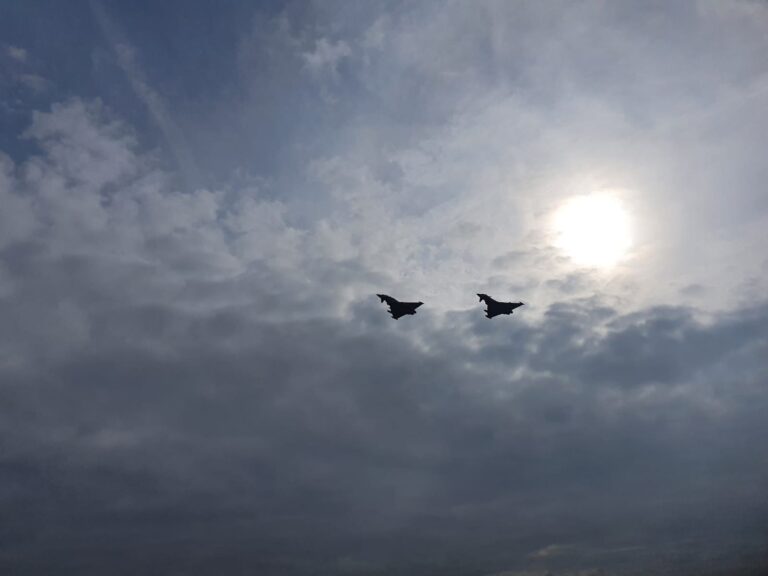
[89,0,200,188]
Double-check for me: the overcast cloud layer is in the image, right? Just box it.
[1,2,768,575]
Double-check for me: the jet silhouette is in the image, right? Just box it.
[377,294,424,320]
[477,294,524,319]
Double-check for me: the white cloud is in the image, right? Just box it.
[302,37,351,76]
[18,73,49,93]
[0,153,36,252]
[23,99,139,191]
[289,0,768,313]
[6,45,28,62]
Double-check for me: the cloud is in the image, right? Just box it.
[302,38,351,76]
[17,73,48,94]
[0,97,767,575]
[2,2,768,574]
[6,45,28,63]
[529,544,574,559]
[0,45,50,103]
[90,1,199,187]
[276,0,768,312]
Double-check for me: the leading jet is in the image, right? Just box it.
[477,294,524,319]
[376,294,424,320]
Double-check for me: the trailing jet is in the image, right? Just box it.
[477,294,524,319]
[376,294,424,320]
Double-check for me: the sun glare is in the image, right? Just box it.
[552,193,632,268]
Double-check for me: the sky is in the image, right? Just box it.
[1,1,768,574]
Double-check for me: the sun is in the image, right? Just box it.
[552,192,633,268]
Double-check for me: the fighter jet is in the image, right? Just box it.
[477,294,524,319]
[377,294,424,320]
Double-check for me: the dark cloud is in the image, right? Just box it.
[1,274,767,574]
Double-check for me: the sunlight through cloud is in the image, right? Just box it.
[552,192,633,268]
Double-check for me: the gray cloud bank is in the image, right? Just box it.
[0,97,767,575]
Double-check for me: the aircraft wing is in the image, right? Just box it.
[382,300,422,319]
[377,294,399,307]
[477,293,497,305]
